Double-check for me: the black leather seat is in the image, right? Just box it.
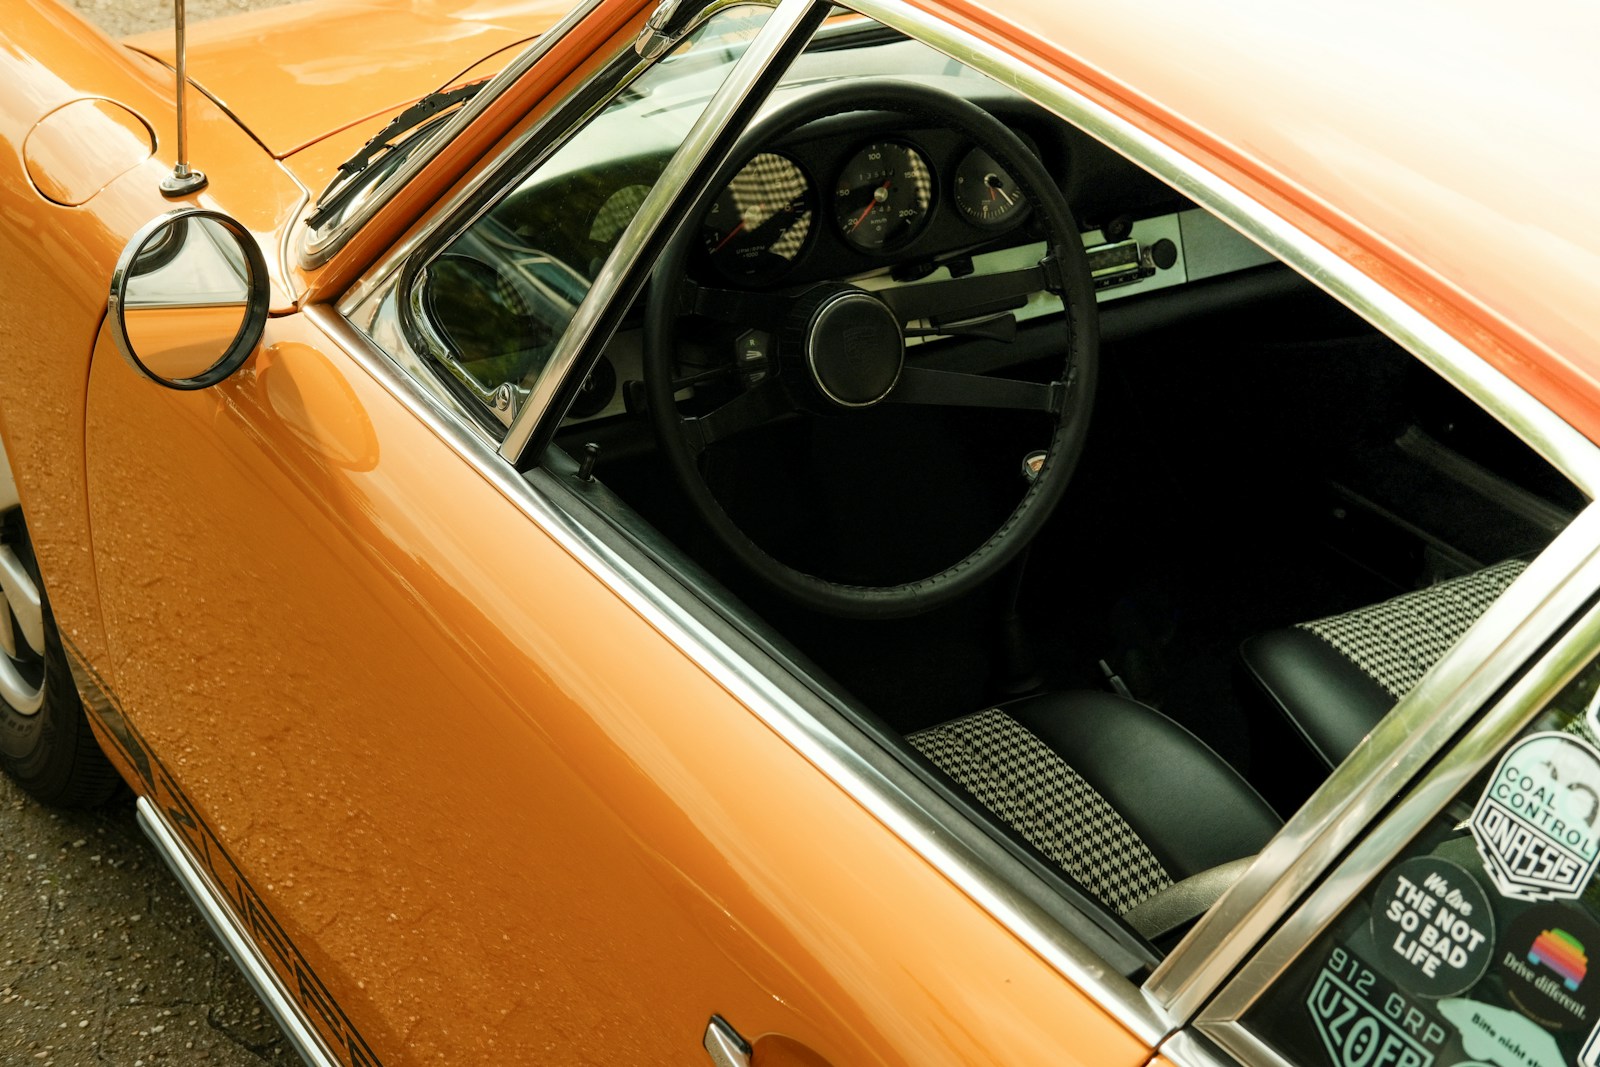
[1239,559,1526,769]
[908,690,1281,932]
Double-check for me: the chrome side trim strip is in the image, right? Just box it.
[1197,592,1600,1062]
[497,0,815,460]
[302,302,1173,1042]
[845,1,1600,499]
[297,0,610,269]
[136,797,342,1067]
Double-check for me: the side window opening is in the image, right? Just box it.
[530,6,1589,964]
[356,0,1596,976]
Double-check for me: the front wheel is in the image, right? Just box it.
[0,509,120,807]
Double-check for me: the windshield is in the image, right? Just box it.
[407,4,773,417]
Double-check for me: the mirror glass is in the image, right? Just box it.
[111,212,267,389]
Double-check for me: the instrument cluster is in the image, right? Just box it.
[696,126,1037,287]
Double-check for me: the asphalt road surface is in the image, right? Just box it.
[8,8,311,1067]
[1,775,296,1066]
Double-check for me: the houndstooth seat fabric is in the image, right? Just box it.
[1240,559,1528,770]
[1298,559,1528,698]
[907,692,1281,919]
[910,709,1172,913]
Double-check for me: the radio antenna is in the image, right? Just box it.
[160,0,207,197]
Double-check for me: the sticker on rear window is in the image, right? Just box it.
[1370,856,1494,998]
[1494,903,1600,1031]
[1470,732,1600,901]
[1438,998,1565,1067]
[1309,946,1444,1067]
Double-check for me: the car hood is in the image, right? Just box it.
[125,0,576,158]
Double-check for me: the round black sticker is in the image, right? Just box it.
[1370,856,1495,998]
[1496,903,1600,1031]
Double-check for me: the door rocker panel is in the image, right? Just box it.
[63,641,381,1067]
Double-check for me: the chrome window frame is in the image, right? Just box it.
[830,0,1600,1026]
[320,0,1600,1051]
[298,0,608,269]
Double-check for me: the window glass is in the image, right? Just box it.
[1244,658,1600,1067]
[410,4,772,415]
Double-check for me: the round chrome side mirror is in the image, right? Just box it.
[109,209,269,390]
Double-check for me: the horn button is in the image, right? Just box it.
[801,289,904,409]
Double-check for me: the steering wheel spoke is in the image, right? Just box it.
[880,259,1055,329]
[681,375,793,453]
[886,366,1063,413]
[681,280,790,330]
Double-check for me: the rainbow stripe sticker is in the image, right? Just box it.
[1529,928,1588,991]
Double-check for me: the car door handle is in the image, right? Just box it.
[704,1015,753,1067]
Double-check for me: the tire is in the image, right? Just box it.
[0,508,121,807]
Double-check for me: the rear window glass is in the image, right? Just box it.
[1243,661,1600,1067]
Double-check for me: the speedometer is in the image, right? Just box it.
[834,141,932,253]
[701,153,815,283]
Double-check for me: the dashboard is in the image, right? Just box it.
[393,61,1278,435]
[693,120,1038,288]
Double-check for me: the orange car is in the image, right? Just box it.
[3,0,1599,1064]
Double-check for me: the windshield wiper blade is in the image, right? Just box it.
[307,79,488,230]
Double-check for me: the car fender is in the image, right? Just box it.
[0,0,303,666]
[123,0,578,159]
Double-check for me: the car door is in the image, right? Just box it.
[77,1,1153,1064]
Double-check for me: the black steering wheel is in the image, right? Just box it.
[645,79,1097,620]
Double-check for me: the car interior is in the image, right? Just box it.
[353,6,1587,974]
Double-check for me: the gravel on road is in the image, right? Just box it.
[63,0,298,38]
[1,775,297,1066]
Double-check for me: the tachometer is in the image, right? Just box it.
[701,153,815,283]
[834,141,932,253]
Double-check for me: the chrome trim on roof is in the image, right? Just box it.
[1196,586,1600,1064]
[297,0,610,270]
[846,20,1600,505]
[137,797,342,1067]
